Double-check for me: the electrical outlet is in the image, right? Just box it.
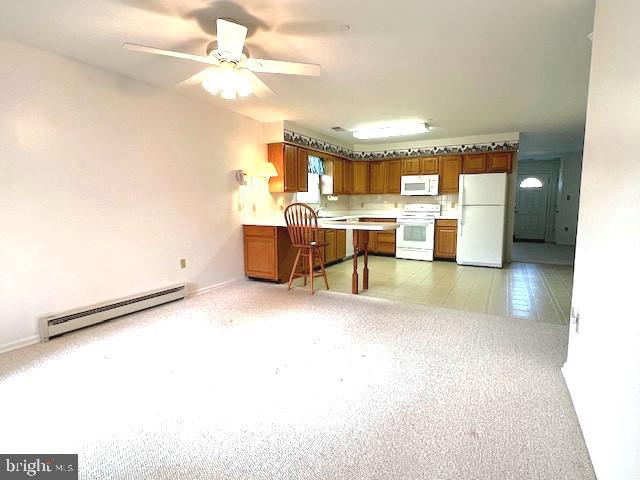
[180,258,186,269]
[570,307,580,333]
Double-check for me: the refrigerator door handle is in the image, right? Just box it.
[459,209,463,236]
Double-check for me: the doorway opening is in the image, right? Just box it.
[512,157,581,266]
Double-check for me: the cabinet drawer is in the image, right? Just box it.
[376,231,396,243]
[244,225,277,238]
[436,219,458,228]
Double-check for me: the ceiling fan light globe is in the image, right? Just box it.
[236,75,253,97]
[201,77,220,95]
[220,86,237,100]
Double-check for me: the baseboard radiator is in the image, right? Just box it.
[40,284,186,342]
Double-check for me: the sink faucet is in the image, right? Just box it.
[314,206,324,216]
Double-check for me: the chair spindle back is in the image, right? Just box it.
[284,203,319,247]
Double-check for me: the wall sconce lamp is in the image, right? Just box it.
[254,162,278,179]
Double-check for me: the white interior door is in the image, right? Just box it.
[515,173,550,240]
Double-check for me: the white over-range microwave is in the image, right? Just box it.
[400,175,439,196]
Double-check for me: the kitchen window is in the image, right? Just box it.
[296,173,320,204]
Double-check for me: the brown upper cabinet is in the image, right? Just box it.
[462,152,513,174]
[332,156,344,194]
[401,156,439,176]
[487,152,513,172]
[297,148,309,192]
[385,159,402,194]
[352,161,370,194]
[421,157,439,174]
[268,143,309,193]
[439,155,463,193]
[343,160,353,194]
[462,154,488,173]
[401,157,421,175]
[369,161,386,194]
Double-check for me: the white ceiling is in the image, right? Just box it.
[0,0,594,156]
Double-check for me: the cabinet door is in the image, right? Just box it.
[369,161,386,194]
[325,229,337,263]
[244,227,278,279]
[385,159,402,194]
[402,158,421,175]
[296,148,308,192]
[343,160,353,194]
[333,157,344,194]
[352,162,370,194]
[434,221,457,259]
[313,229,326,267]
[283,144,298,192]
[462,154,488,173]
[487,152,512,173]
[336,229,346,259]
[375,231,396,254]
[439,155,462,193]
[420,157,439,174]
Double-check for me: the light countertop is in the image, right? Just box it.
[243,210,458,227]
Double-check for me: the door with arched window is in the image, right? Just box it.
[515,173,551,240]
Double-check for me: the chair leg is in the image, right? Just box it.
[308,247,314,294]
[303,250,308,286]
[316,247,330,290]
[288,248,302,290]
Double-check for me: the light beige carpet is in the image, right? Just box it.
[0,281,594,479]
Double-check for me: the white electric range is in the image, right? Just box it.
[396,204,441,261]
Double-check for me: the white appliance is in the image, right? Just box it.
[457,172,508,268]
[401,175,439,196]
[396,204,441,261]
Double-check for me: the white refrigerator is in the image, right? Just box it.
[457,172,508,268]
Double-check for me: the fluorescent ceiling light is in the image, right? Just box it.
[352,122,429,140]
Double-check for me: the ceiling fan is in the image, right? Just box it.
[123,18,321,100]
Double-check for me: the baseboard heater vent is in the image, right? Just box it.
[40,284,186,342]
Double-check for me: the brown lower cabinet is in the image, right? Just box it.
[434,219,458,260]
[244,225,347,282]
[360,218,397,255]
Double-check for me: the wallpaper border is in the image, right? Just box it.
[283,129,519,160]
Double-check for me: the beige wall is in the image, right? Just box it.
[0,38,266,351]
[563,2,640,479]
[556,153,583,245]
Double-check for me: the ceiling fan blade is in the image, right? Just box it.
[122,43,220,66]
[237,70,275,98]
[216,19,248,57]
[242,58,321,76]
[176,68,215,88]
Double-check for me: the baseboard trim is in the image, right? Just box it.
[0,278,245,355]
[0,335,40,355]
[187,277,245,298]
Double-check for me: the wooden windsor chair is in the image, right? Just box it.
[284,203,330,294]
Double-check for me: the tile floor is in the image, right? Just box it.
[511,241,576,266]
[301,256,573,325]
